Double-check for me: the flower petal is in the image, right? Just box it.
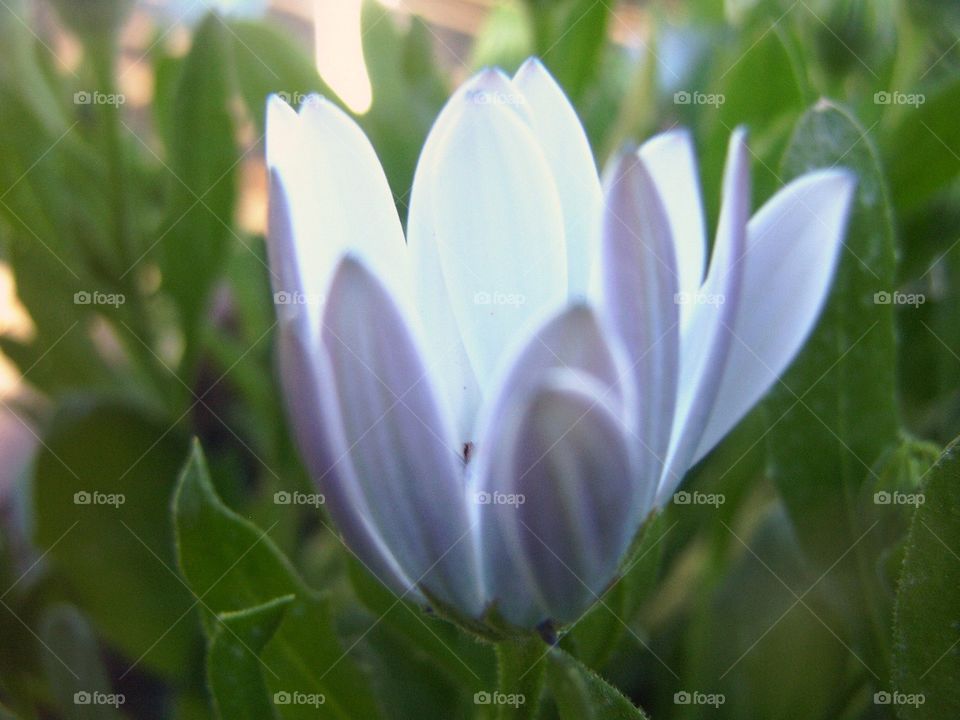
[469,305,626,626]
[409,70,567,400]
[513,58,603,298]
[474,303,625,444]
[658,128,749,503]
[279,327,421,600]
[600,149,679,488]
[268,183,418,598]
[266,94,408,309]
[505,370,637,625]
[320,256,483,615]
[638,128,707,305]
[690,168,856,464]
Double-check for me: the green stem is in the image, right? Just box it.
[494,636,548,719]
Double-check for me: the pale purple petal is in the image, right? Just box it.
[320,256,484,614]
[469,305,626,626]
[691,168,856,464]
[638,129,707,304]
[658,128,749,503]
[408,70,566,403]
[513,58,603,298]
[601,149,679,493]
[505,370,636,624]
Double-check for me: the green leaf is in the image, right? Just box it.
[174,441,381,720]
[524,0,611,102]
[207,596,293,720]
[884,76,960,210]
[227,19,329,135]
[471,1,534,73]
[698,24,806,220]
[33,401,196,678]
[494,636,547,719]
[161,13,239,360]
[570,513,667,670]
[767,100,899,566]
[360,2,446,196]
[546,648,649,719]
[39,604,123,720]
[893,438,960,718]
[685,505,853,719]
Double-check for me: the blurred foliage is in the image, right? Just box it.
[0,0,959,717]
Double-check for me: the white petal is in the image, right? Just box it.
[268,183,417,597]
[690,168,856,464]
[513,58,603,298]
[266,169,313,338]
[266,94,408,311]
[406,105,481,444]
[469,305,625,626]
[638,129,707,308]
[320,256,483,615]
[473,303,625,447]
[658,128,749,503]
[502,370,637,625]
[600,149,679,491]
[409,70,567,401]
[279,326,421,601]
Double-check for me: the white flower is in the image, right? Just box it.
[266,58,855,630]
